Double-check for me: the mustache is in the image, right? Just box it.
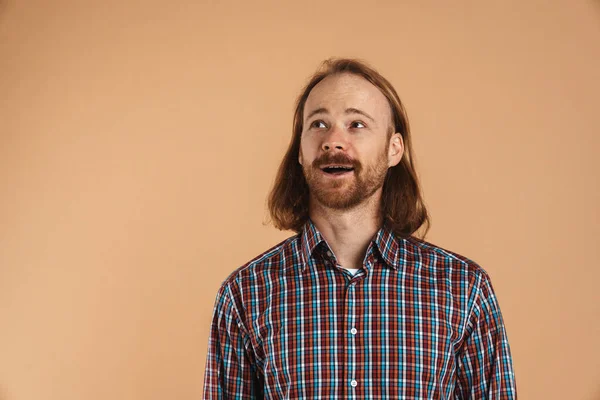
[312,153,361,169]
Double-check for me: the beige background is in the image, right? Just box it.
[1,0,599,399]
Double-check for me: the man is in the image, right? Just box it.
[203,58,517,399]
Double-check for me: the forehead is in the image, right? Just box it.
[304,73,391,121]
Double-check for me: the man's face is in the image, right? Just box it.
[299,73,404,210]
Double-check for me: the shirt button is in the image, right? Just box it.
[350,380,358,388]
[350,327,357,335]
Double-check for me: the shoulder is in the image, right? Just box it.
[219,232,302,290]
[211,233,302,321]
[401,235,492,286]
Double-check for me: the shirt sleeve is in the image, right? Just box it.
[454,271,518,399]
[203,283,262,399]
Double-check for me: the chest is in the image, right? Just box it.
[248,269,460,398]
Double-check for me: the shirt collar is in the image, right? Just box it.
[300,218,325,269]
[372,222,401,270]
[299,218,401,271]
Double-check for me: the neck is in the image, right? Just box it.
[308,189,383,271]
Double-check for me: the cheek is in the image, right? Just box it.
[299,137,317,165]
[357,141,383,159]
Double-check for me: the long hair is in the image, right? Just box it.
[267,58,430,239]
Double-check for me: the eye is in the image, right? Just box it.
[310,120,327,129]
[350,121,366,129]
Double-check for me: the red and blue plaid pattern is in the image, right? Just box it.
[203,219,517,399]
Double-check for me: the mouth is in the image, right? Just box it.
[320,165,355,176]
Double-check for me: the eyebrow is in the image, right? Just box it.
[305,107,376,123]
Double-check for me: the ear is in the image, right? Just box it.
[388,133,404,167]
[298,146,304,165]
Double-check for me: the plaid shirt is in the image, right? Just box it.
[203,219,517,399]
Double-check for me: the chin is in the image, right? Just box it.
[314,191,363,210]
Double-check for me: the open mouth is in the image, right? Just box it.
[320,165,355,176]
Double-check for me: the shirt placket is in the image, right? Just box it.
[345,279,358,399]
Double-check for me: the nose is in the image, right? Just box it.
[321,125,346,152]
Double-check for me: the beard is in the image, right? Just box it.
[302,150,389,210]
